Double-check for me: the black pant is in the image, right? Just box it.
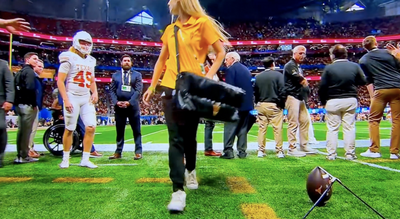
[204,120,215,151]
[223,111,250,156]
[162,92,199,192]
[0,109,7,158]
[115,106,142,154]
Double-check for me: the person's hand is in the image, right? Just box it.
[300,79,308,87]
[64,100,73,113]
[142,89,154,106]
[2,102,12,112]
[90,92,98,104]
[0,18,31,34]
[387,43,400,57]
[124,101,130,107]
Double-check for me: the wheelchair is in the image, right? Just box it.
[42,109,83,156]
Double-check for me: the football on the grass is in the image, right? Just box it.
[306,167,332,206]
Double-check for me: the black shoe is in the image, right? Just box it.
[220,153,234,159]
[237,152,247,159]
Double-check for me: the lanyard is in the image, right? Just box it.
[122,71,131,86]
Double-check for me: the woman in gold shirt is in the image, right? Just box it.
[142,0,229,212]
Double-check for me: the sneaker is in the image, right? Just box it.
[287,148,306,157]
[167,190,186,212]
[79,160,98,169]
[345,155,357,160]
[326,155,336,160]
[390,154,400,160]
[59,159,70,169]
[277,151,285,158]
[185,169,198,190]
[257,151,266,158]
[300,147,318,154]
[14,157,21,164]
[360,149,381,158]
[20,157,39,163]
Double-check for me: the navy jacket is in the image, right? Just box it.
[34,75,44,110]
[110,69,143,108]
[225,62,254,111]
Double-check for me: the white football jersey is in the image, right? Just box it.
[58,51,96,96]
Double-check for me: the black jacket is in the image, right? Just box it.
[283,58,307,100]
[254,69,286,108]
[14,64,37,106]
[319,60,367,105]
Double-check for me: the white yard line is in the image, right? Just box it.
[318,151,400,173]
[124,129,166,143]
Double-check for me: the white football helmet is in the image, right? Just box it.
[72,31,93,55]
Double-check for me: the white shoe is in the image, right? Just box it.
[360,149,381,158]
[326,155,336,160]
[390,154,400,160]
[287,148,306,157]
[167,190,186,212]
[300,147,318,154]
[257,151,266,158]
[345,155,357,160]
[185,169,198,190]
[277,151,285,158]
[59,159,70,169]
[79,160,98,169]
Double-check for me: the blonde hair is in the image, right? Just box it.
[178,0,230,44]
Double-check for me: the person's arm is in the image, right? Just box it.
[2,61,14,112]
[0,18,30,34]
[277,74,287,109]
[57,62,72,112]
[110,74,119,106]
[253,78,260,104]
[225,67,235,85]
[318,68,329,106]
[128,72,143,106]
[90,76,98,104]
[359,59,374,99]
[284,62,306,85]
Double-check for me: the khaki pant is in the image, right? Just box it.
[285,95,309,149]
[325,98,357,157]
[256,102,283,153]
[29,110,39,149]
[369,89,400,154]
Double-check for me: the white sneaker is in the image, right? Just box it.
[345,155,357,160]
[277,151,285,158]
[185,169,198,190]
[300,147,318,154]
[79,160,98,169]
[326,155,336,160]
[167,190,186,212]
[257,151,266,158]
[360,149,381,158]
[287,148,306,157]
[390,154,400,160]
[59,159,70,169]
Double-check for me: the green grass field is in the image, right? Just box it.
[1,121,399,219]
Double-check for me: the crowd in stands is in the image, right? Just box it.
[3,11,400,124]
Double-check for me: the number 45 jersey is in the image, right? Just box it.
[58,51,96,96]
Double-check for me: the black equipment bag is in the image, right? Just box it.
[173,25,245,122]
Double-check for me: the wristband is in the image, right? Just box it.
[148,86,156,94]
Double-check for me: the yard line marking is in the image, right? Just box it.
[70,163,138,166]
[248,133,274,141]
[136,178,171,183]
[227,177,256,194]
[318,151,400,173]
[52,177,114,183]
[241,203,279,219]
[124,129,166,142]
[0,177,32,183]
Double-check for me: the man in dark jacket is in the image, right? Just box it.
[14,52,39,163]
[254,57,286,158]
[319,44,367,160]
[0,59,14,167]
[359,36,400,159]
[109,54,143,160]
[221,52,253,159]
[284,45,317,157]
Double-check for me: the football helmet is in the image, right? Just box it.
[72,31,93,56]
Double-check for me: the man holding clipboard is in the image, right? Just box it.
[109,54,143,160]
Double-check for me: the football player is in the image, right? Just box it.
[57,31,98,169]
